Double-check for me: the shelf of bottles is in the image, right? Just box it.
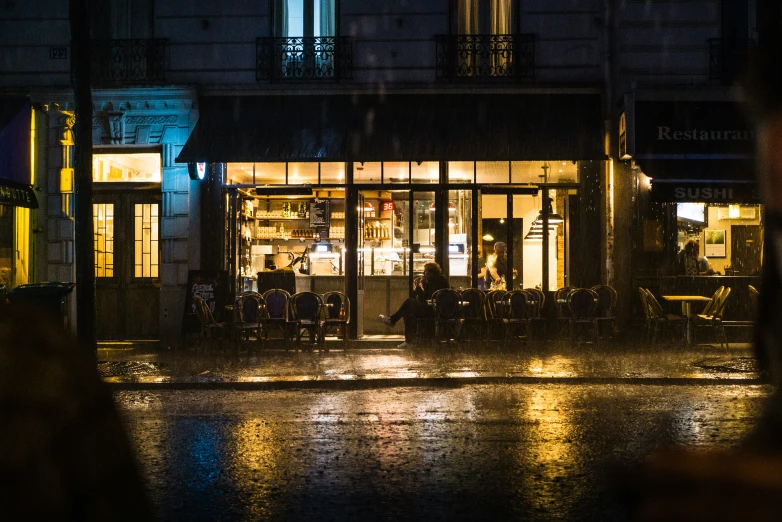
[240,200,348,241]
[364,219,392,240]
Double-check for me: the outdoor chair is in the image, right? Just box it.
[692,287,732,348]
[523,287,548,340]
[262,288,292,348]
[320,291,350,351]
[290,291,324,348]
[748,285,760,318]
[591,284,618,341]
[232,292,265,349]
[554,287,574,340]
[485,289,509,342]
[700,286,725,317]
[567,288,600,346]
[503,290,534,347]
[193,295,227,351]
[460,288,487,343]
[432,288,463,344]
[641,288,685,345]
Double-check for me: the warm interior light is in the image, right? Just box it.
[729,204,741,218]
[482,234,494,241]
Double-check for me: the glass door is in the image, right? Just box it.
[357,189,435,336]
[479,189,565,292]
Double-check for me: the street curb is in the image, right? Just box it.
[106,375,766,391]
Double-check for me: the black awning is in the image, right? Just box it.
[176,93,605,163]
[636,158,756,182]
[0,97,37,208]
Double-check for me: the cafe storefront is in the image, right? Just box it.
[0,97,38,291]
[621,94,762,323]
[177,92,605,337]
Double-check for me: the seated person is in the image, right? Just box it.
[379,262,449,348]
[679,240,715,275]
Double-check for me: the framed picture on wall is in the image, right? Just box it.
[704,229,726,258]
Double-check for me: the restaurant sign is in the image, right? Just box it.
[651,180,760,203]
[623,100,753,159]
[0,180,37,208]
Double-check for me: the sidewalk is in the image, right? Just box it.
[98,338,765,390]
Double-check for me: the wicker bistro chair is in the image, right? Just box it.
[320,291,350,351]
[700,286,725,317]
[232,292,266,349]
[523,287,547,340]
[692,287,732,348]
[262,288,292,348]
[554,287,574,339]
[432,288,463,344]
[641,288,685,345]
[290,292,324,348]
[503,290,534,347]
[567,288,600,345]
[193,295,227,351]
[591,285,619,340]
[460,288,488,342]
[748,284,760,317]
[485,289,509,341]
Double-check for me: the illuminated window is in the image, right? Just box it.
[93,153,161,182]
[93,204,114,278]
[134,204,159,278]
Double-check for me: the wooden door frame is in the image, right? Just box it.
[93,185,161,340]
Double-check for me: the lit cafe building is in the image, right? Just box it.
[177,92,606,336]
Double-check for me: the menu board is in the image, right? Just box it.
[181,270,229,336]
[310,198,330,228]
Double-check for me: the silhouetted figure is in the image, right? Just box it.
[0,301,153,521]
[379,261,449,348]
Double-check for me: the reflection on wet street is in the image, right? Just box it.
[116,384,769,521]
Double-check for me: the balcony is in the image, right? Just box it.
[91,39,167,86]
[256,37,353,82]
[709,38,754,84]
[436,34,534,81]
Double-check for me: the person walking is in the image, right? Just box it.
[379,261,449,348]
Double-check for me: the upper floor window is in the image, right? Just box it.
[274,0,336,37]
[457,0,513,35]
[90,0,154,39]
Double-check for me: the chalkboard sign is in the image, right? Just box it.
[310,198,330,228]
[182,270,229,336]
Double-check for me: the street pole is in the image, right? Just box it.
[70,0,96,357]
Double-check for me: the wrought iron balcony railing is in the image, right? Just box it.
[91,39,167,86]
[708,38,754,83]
[436,34,534,81]
[256,36,353,82]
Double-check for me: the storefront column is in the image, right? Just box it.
[345,162,358,338]
[571,160,602,287]
[435,161,447,275]
[201,162,224,272]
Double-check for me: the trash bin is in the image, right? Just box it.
[7,282,76,325]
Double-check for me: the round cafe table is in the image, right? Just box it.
[662,295,712,345]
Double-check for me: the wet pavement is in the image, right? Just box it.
[116,383,770,521]
[98,340,763,389]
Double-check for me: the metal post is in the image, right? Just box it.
[506,194,514,290]
[70,0,96,357]
[345,163,357,338]
[542,187,550,292]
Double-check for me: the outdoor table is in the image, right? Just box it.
[662,295,712,345]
